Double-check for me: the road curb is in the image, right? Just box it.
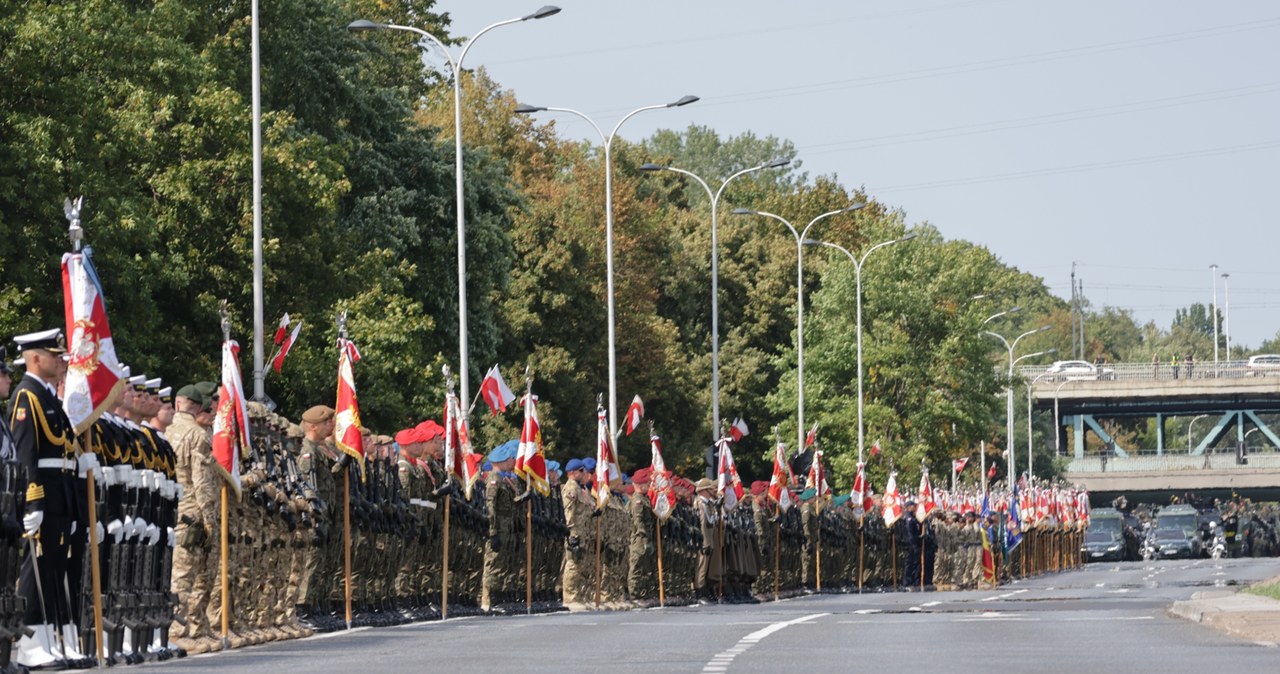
[1169,586,1280,646]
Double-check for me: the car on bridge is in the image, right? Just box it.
[1245,354,1280,376]
[1045,359,1115,382]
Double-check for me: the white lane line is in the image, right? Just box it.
[852,609,881,615]
[699,613,827,674]
[980,588,1028,602]
[921,601,942,607]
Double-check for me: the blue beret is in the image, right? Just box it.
[488,439,520,463]
[582,457,597,472]
[546,460,562,474]
[565,458,584,473]
[482,461,493,472]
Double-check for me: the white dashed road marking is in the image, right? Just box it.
[700,613,828,673]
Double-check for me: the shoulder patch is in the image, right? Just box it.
[301,453,311,460]
[16,408,26,421]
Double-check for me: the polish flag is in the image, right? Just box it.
[211,339,249,495]
[882,471,902,526]
[647,434,676,521]
[870,439,882,457]
[444,387,481,499]
[624,395,644,436]
[61,245,126,434]
[594,403,622,509]
[479,365,516,415]
[851,462,874,513]
[272,321,303,373]
[728,417,749,442]
[767,440,794,512]
[916,469,937,520]
[273,313,291,346]
[952,457,968,473]
[804,423,818,448]
[334,338,365,476]
[716,437,745,510]
[514,393,548,495]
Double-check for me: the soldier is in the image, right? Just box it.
[168,384,221,655]
[627,468,657,607]
[482,441,519,613]
[295,405,338,631]
[0,348,28,673]
[694,478,721,604]
[9,329,78,670]
[559,458,593,610]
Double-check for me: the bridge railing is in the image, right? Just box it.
[1017,360,1267,384]
[1067,452,1280,473]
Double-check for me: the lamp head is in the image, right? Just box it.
[514,103,546,114]
[638,163,665,172]
[802,239,823,246]
[764,157,791,169]
[899,233,918,243]
[669,95,699,108]
[845,202,866,212]
[347,19,384,32]
[526,5,562,20]
[730,208,757,216]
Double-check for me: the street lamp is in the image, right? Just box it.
[638,158,791,444]
[516,94,699,435]
[348,5,561,408]
[731,205,865,452]
[1222,272,1231,362]
[1211,264,1220,375]
[1023,351,1057,479]
[983,325,1051,481]
[1188,414,1208,451]
[1054,378,1074,454]
[802,234,916,465]
[982,306,1022,325]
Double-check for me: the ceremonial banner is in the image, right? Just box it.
[271,320,303,373]
[916,469,937,520]
[479,365,516,415]
[594,403,621,508]
[514,392,548,495]
[61,246,126,433]
[647,433,676,522]
[334,338,365,476]
[444,389,481,499]
[728,417,749,442]
[882,471,902,526]
[716,437,744,510]
[851,462,874,512]
[767,440,793,512]
[624,395,644,436]
[211,339,248,494]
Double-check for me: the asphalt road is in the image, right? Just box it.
[153,557,1280,673]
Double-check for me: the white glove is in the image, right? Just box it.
[139,470,155,490]
[123,516,139,538]
[100,467,116,487]
[117,465,133,485]
[77,452,100,476]
[107,519,124,544]
[95,521,105,543]
[145,524,160,546]
[23,511,43,537]
[176,484,185,501]
[166,526,176,548]
[70,520,77,536]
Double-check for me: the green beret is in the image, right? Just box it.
[176,384,205,406]
[799,488,817,500]
[832,494,852,507]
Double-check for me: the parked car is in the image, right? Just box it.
[1246,354,1280,376]
[1152,527,1200,559]
[1045,359,1115,381]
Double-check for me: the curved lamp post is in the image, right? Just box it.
[731,205,864,452]
[982,325,1051,480]
[515,95,699,435]
[801,234,915,465]
[638,158,790,445]
[348,5,561,407]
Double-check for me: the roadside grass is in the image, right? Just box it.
[1246,577,1280,601]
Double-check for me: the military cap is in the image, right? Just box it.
[565,458,584,473]
[0,346,11,375]
[695,478,716,493]
[286,423,303,439]
[157,386,174,405]
[176,384,206,405]
[904,498,917,507]
[546,460,562,475]
[128,375,147,392]
[144,377,162,394]
[832,494,852,507]
[799,487,817,500]
[394,428,420,446]
[488,439,519,463]
[582,457,597,472]
[631,467,652,484]
[302,405,335,424]
[194,381,217,396]
[482,461,493,473]
[13,328,66,354]
[750,480,769,497]
[415,419,445,440]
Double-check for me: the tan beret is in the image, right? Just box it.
[301,405,335,424]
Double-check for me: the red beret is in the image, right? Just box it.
[632,467,652,484]
[751,481,769,497]
[395,428,420,446]
[416,420,445,441]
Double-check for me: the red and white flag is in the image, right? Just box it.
[514,392,549,495]
[594,403,622,509]
[807,449,831,499]
[211,339,248,495]
[728,417,749,442]
[987,462,997,480]
[952,457,968,473]
[624,395,644,436]
[917,469,937,520]
[767,440,794,512]
[804,423,818,448]
[271,320,303,374]
[61,246,126,434]
[882,471,902,526]
[444,388,481,499]
[647,433,676,522]
[851,462,874,512]
[479,365,516,415]
[716,437,745,510]
[870,439,882,457]
[273,313,291,346]
[334,338,365,476]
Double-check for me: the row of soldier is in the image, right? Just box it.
[2,331,1088,670]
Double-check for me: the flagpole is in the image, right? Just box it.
[980,440,987,496]
[594,516,602,609]
[220,482,230,648]
[441,493,451,620]
[656,517,666,608]
[773,520,781,601]
[857,514,865,594]
[343,466,352,629]
[525,475,533,616]
[920,518,926,592]
[85,436,106,665]
[716,505,725,599]
[815,514,822,593]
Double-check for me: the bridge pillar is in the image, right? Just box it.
[1073,415,1085,459]
[1156,413,1165,455]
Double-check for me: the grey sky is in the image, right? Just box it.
[431,0,1279,351]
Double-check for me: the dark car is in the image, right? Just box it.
[1083,530,1128,562]
[1153,527,1200,559]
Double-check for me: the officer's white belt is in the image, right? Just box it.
[38,458,76,470]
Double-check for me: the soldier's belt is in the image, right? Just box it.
[38,458,76,470]
[409,498,437,510]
